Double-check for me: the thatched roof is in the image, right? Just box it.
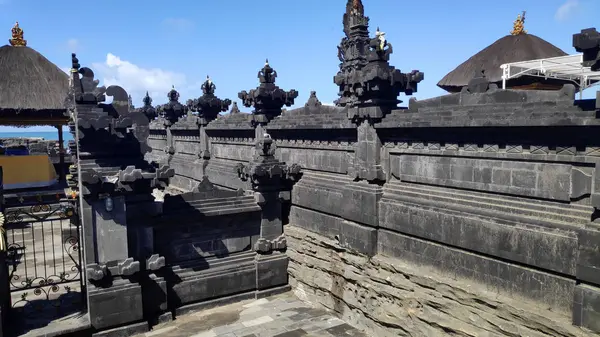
[437,34,568,92]
[0,45,69,111]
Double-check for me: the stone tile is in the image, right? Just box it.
[241,315,274,328]
[243,298,270,308]
[189,330,216,337]
[272,329,308,337]
[325,323,368,337]
[129,293,364,337]
[212,322,245,335]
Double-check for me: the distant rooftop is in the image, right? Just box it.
[0,22,69,113]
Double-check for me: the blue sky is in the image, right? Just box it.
[0,0,598,132]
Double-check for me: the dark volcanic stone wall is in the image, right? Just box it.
[151,87,600,335]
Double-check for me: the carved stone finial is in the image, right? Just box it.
[201,75,216,95]
[259,59,277,84]
[230,102,240,114]
[510,11,527,35]
[158,86,186,125]
[573,28,600,71]
[464,69,491,94]
[70,53,80,73]
[305,91,322,108]
[238,59,298,123]
[351,0,364,16]
[9,21,26,47]
[187,76,231,124]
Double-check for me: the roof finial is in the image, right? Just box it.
[9,21,27,47]
[351,0,364,16]
[510,11,527,36]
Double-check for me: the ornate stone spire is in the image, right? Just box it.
[157,86,186,125]
[510,11,527,35]
[338,0,370,71]
[238,59,298,125]
[137,91,157,121]
[186,75,231,125]
[230,102,241,114]
[9,21,26,47]
[334,0,424,121]
[573,28,600,71]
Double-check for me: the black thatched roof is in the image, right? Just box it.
[0,45,69,112]
[437,34,568,92]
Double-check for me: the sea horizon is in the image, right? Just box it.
[0,131,74,148]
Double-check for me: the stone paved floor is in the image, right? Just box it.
[133,292,367,337]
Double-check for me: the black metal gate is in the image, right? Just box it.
[4,198,84,317]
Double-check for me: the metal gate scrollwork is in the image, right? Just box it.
[4,200,84,316]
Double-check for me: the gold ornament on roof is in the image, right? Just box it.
[510,11,527,36]
[9,21,27,47]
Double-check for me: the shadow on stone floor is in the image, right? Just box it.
[130,291,368,337]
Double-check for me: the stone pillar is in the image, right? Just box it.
[236,135,301,297]
[185,76,232,183]
[68,53,174,335]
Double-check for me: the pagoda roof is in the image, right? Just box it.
[0,22,70,125]
[0,45,69,111]
[437,14,569,93]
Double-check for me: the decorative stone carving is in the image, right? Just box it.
[146,254,166,271]
[157,86,187,126]
[137,91,158,121]
[238,60,299,125]
[333,0,423,122]
[118,258,141,276]
[69,54,175,198]
[86,263,107,281]
[235,135,302,190]
[186,76,232,126]
[253,234,287,253]
[573,28,600,71]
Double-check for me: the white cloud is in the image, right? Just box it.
[555,0,579,21]
[66,39,79,52]
[90,53,196,105]
[161,18,194,32]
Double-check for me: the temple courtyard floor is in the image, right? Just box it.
[132,291,367,337]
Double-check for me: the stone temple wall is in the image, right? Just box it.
[149,84,600,335]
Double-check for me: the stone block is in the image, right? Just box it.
[256,253,289,290]
[392,155,573,201]
[573,284,600,333]
[577,227,600,286]
[378,200,578,275]
[341,182,382,227]
[88,282,144,330]
[93,196,129,264]
[339,221,377,256]
[292,175,346,217]
[170,263,257,306]
[377,229,576,311]
[511,170,537,189]
[289,206,342,238]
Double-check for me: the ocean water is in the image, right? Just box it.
[0,132,74,148]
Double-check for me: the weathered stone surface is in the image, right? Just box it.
[286,225,597,337]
